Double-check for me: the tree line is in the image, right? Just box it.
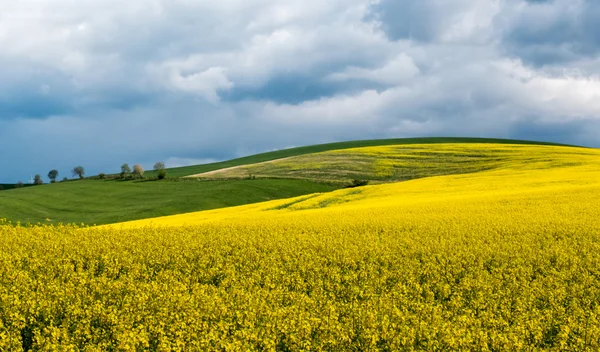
[8,162,167,189]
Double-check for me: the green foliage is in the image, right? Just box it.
[121,163,131,176]
[157,169,167,180]
[153,162,165,171]
[72,166,85,179]
[98,173,106,180]
[47,169,59,182]
[346,179,369,188]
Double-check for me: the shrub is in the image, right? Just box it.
[62,177,68,182]
[15,181,24,188]
[153,162,165,171]
[98,173,106,180]
[157,169,167,180]
[347,179,369,188]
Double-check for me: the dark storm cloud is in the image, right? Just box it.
[0,0,599,182]
[500,0,600,66]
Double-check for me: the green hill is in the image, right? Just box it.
[0,179,336,225]
[151,137,574,178]
[0,137,582,225]
[187,143,588,183]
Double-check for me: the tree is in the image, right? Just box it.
[154,162,167,180]
[15,181,23,188]
[62,177,68,182]
[132,164,144,179]
[98,173,106,180]
[34,174,43,185]
[72,166,85,179]
[48,169,59,183]
[153,162,165,171]
[120,163,131,179]
[121,163,131,174]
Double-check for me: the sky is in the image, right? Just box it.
[1,0,599,182]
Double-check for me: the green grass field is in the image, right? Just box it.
[0,179,337,225]
[0,137,581,225]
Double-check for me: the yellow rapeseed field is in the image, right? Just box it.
[2,144,600,350]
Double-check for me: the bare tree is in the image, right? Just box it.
[153,162,165,171]
[15,181,24,188]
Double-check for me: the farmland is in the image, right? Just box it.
[0,138,579,225]
[1,143,600,350]
[0,179,336,226]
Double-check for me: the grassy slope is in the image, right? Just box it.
[0,179,337,225]
[189,143,593,184]
[115,143,600,227]
[0,138,584,226]
[155,137,574,178]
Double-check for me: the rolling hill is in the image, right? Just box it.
[150,137,573,178]
[0,137,586,225]
[111,143,600,228]
[3,141,600,349]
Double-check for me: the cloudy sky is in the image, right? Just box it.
[1,0,599,182]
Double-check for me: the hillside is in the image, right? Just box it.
[114,143,600,227]
[0,138,585,225]
[0,179,336,225]
[151,137,573,178]
[186,143,590,183]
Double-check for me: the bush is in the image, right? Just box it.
[153,162,165,171]
[62,177,68,182]
[98,173,106,180]
[157,169,167,180]
[347,179,369,188]
[15,181,24,188]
